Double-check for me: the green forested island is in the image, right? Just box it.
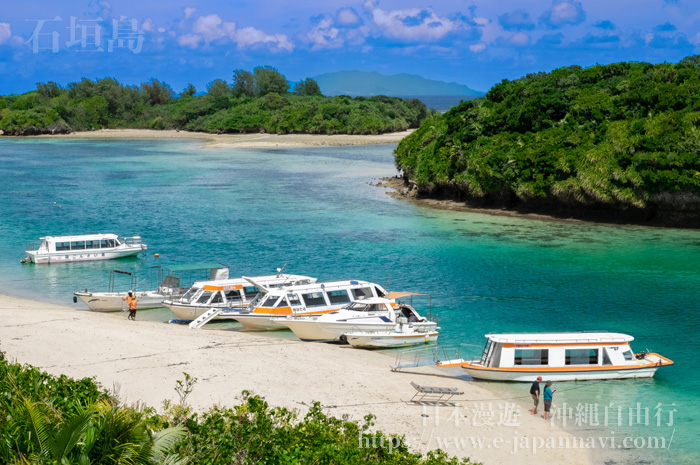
[0,66,429,136]
[395,56,700,227]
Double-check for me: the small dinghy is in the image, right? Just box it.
[342,318,439,348]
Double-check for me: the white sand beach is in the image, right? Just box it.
[35,128,414,149]
[1,295,591,465]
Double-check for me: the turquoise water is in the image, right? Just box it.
[0,138,698,464]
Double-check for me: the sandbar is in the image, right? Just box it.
[1,294,591,465]
[34,128,414,149]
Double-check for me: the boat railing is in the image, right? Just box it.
[121,236,143,246]
[25,241,41,252]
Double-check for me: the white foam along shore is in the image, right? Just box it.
[33,128,414,149]
[1,294,591,465]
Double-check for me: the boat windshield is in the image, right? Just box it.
[181,287,198,302]
[345,302,388,313]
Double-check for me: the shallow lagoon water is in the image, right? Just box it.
[0,138,698,464]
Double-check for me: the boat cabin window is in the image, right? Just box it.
[400,306,419,322]
[373,286,386,297]
[210,292,224,304]
[244,286,259,297]
[275,296,290,308]
[622,350,634,361]
[261,295,281,308]
[71,241,86,250]
[301,292,327,307]
[56,242,71,251]
[196,291,214,304]
[603,349,613,366]
[287,294,301,306]
[351,287,373,300]
[327,290,350,304]
[181,288,198,302]
[514,349,549,366]
[565,349,599,365]
[225,290,241,299]
[85,240,98,249]
[100,239,116,248]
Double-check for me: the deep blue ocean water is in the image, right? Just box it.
[0,138,698,464]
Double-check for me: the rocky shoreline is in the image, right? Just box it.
[379,176,700,229]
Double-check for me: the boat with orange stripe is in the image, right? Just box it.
[437,332,673,382]
[232,280,391,330]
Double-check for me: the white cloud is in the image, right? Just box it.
[307,16,343,50]
[336,8,361,27]
[235,26,293,52]
[184,7,196,20]
[0,23,10,44]
[470,43,486,52]
[509,32,530,46]
[177,33,202,49]
[364,1,465,41]
[141,18,155,33]
[178,14,292,51]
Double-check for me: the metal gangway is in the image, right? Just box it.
[390,344,468,372]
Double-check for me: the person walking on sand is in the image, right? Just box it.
[123,291,138,320]
[530,376,542,415]
[543,380,556,421]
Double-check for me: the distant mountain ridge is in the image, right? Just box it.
[311,71,484,97]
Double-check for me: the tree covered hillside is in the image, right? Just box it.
[0,66,429,136]
[394,56,700,226]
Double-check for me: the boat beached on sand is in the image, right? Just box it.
[73,263,229,312]
[163,273,317,320]
[25,233,146,264]
[438,332,674,381]
[228,280,391,331]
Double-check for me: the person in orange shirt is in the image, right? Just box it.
[123,291,138,320]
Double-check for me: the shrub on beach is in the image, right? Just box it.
[0,361,480,465]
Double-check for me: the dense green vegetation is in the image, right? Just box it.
[0,66,429,136]
[0,352,479,465]
[395,56,700,224]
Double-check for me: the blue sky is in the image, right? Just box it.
[1,0,699,95]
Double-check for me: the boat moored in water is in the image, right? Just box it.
[25,233,146,264]
[275,296,438,342]
[343,319,439,348]
[438,332,674,382]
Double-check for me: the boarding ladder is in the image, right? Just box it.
[189,308,223,329]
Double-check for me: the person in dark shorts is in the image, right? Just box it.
[530,376,542,415]
[544,380,556,421]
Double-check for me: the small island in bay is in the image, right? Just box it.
[0,66,430,137]
[393,56,700,228]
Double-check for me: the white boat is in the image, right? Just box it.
[163,273,317,320]
[275,297,438,342]
[343,320,439,348]
[438,332,674,382]
[74,263,229,312]
[230,280,391,331]
[25,233,146,264]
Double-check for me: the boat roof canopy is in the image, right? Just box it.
[160,263,227,272]
[485,332,634,344]
[42,233,119,241]
[264,280,375,294]
[386,291,429,299]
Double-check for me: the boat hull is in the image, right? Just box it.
[345,331,439,348]
[164,302,247,320]
[28,247,145,264]
[232,314,290,331]
[461,364,662,382]
[280,319,438,342]
[74,291,166,312]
